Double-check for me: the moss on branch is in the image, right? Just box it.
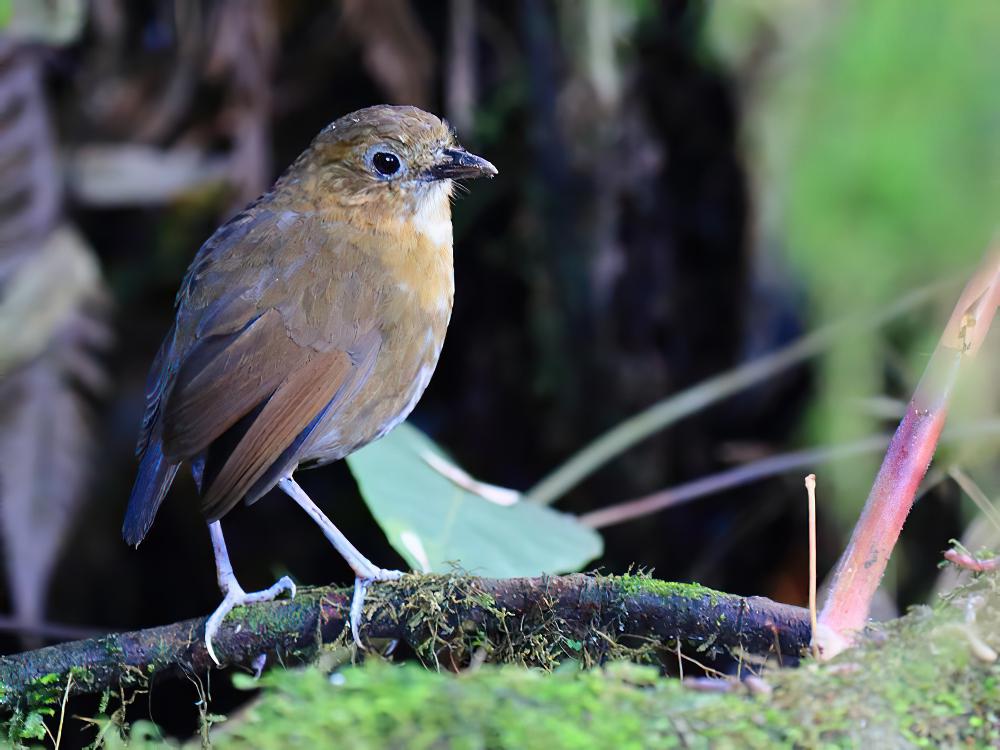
[0,573,808,712]
[93,572,1000,749]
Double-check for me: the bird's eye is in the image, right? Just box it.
[372,151,401,177]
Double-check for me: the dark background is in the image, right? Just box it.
[0,0,996,742]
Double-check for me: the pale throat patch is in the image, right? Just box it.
[409,180,453,249]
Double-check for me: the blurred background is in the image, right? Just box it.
[0,0,997,738]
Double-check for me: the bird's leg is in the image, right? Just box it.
[204,520,296,666]
[277,477,403,647]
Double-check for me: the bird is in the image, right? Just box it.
[123,104,496,664]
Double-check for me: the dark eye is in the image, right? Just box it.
[372,151,401,177]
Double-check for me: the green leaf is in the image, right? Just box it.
[21,712,47,740]
[347,423,602,577]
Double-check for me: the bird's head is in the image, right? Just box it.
[278,105,496,220]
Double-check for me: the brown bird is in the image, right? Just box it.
[123,105,496,662]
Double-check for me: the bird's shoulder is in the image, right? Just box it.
[172,200,379,340]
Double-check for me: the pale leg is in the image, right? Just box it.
[277,476,402,646]
[204,520,296,665]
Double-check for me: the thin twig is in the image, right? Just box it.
[805,474,818,659]
[54,672,72,750]
[944,549,1000,573]
[948,466,1000,533]
[579,420,1000,529]
[527,280,955,506]
[421,449,520,505]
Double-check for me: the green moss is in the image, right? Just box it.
[213,598,997,749]
[99,636,125,661]
[210,662,703,750]
[103,571,1000,749]
[238,573,659,674]
[227,601,293,634]
[616,573,724,605]
[13,571,1000,747]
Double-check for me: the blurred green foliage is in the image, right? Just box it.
[711,0,1000,526]
[785,1,998,293]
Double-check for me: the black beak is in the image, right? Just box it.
[427,148,498,181]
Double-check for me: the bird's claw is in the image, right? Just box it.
[205,575,296,666]
[350,569,403,648]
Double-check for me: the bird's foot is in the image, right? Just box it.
[205,575,296,665]
[350,568,404,648]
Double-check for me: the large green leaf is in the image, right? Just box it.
[346,423,602,577]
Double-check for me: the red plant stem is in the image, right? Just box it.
[944,549,1000,572]
[818,243,1000,651]
[818,347,959,637]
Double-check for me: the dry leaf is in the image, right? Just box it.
[0,38,111,644]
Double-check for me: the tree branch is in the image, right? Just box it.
[0,574,809,708]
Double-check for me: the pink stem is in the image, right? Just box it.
[943,549,1000,573]
[817,243,1000,654]
[818,347,959,636]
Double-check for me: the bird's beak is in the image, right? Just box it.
[427,148,498,181]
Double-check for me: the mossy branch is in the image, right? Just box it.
[213,574,1000,749]
[0,573,808,708]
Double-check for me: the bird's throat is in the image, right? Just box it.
[377,183,455,317]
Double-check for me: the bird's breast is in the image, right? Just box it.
[378,202,455,318]
[297,212,454,465]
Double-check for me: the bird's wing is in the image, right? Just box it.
[134,203,277,460]
[189,325,380,521]
[159,306,316,459]
[145,204,382,520]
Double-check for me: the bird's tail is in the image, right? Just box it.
[122,441,180,546]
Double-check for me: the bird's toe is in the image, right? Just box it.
[205,576,298,665]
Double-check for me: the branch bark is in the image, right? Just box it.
[0,574,809,708]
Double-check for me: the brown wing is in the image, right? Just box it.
[125,198,395,542]
[136,205,286,461]
[160,308,310,459]
[196,340,376,521]
[161,313,381,521]
[148,205,384,521]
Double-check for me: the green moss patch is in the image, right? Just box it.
[97,572,1000,748]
